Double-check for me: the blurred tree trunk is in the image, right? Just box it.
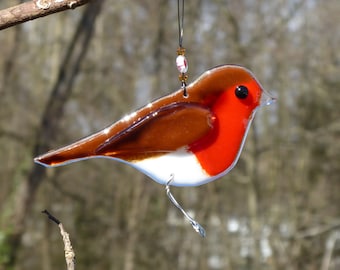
[1,1,103,268]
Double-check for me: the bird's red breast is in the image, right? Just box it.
[189,79,261,176]
[34,65,274,186]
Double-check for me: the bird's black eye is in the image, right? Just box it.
[235,85,249,99]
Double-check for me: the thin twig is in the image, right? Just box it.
[42,209,60,224]
[0,0,92,31]
[42,210,75,270]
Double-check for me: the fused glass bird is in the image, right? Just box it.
[35,65,275,236]
[35,65,274,184]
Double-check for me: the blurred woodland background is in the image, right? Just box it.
[0,0,339,269]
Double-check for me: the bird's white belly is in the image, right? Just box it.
[130,148,215,186]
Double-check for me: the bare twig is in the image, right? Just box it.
[0,0,92,30]
[42,210,75,270]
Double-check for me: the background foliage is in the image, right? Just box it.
[0,0,339,269]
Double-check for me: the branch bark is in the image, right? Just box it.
[0,0,92,30]
[42,210,76,270]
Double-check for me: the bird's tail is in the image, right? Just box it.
[34,131,109,167]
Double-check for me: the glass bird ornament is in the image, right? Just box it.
[35,65,275,187]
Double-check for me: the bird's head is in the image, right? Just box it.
[188,65,276,113]
[186,65,276,177]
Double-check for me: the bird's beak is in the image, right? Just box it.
[260,88,276,106]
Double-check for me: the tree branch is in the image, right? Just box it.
[42,210,76,270]
[0,0,92,31]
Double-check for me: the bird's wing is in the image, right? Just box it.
[95,102,215,162]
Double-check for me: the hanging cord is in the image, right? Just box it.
[176,0,188,97]
[178,0,184,48]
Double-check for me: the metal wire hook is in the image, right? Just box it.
[165,174,206,237]
[181,80,188,98]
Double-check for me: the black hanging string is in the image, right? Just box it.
[178,0,184,48]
